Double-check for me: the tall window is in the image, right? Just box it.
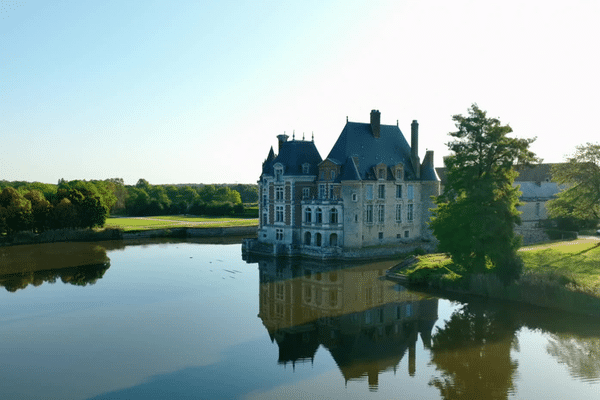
[378,184,385,199]
[396,204,402,222]
[378,205,385,223]
[275,186,284,202]
[407,204,413,222]
[330,208,338,224]
[316,208,323,224]
[275,167,283,182]
[319,184,327,199]
[263,193,268,207]
[396,185,402,199]
[378,169,385,179]
[263,213,268,226]
[305,207,312,223]
[366,205,373,223]
[276,228,284,241]
[276,206,284,223]
[407,185,414,200]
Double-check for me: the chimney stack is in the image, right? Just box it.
[277,134,289,152]
[411,120,421,179]
[370,110,380,138]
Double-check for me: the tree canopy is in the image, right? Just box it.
[430,104,539,282]
[547,143,600,225]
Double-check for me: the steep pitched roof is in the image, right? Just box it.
[262,139,322,177]
[325,122,417,181]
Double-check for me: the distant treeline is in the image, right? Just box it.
[0,179,258,236]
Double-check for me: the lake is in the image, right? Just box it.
[1,239,599,399]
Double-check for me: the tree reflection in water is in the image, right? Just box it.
[428,302,520,399]
[0,242,111,292]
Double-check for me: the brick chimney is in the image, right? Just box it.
[411,120,421,179]
[370,110,380,138]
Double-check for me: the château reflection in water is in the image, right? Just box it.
[253,256,439,391]
[0,242,113,292]
[248,254,600,398]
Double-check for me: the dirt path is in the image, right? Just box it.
[519,236,600,252]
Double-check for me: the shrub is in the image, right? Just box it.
[545,229,578,241]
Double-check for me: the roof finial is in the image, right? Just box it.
[293,131,295,140]
[346,116,348,122]
[397,120,399,126]
[312,131,314,142]
[303,132,305,140]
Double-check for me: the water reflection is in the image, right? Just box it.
[254,256,438,391]
[546,334,600,382]
[428,302,519,399]
[249,254,600,398]
[0,242,111,292]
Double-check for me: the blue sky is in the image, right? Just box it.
[2,0,599,185]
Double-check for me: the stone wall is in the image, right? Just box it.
[514,226,550,245]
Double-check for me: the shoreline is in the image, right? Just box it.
[385,240,600,317]
[0,225,258,247]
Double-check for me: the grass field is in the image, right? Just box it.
[398,238,600,295]
[105,215,258,232]
[519,238,600,292]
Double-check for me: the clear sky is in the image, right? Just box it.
[2,0,599,185]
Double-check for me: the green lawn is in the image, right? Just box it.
[105,216,258,232]
[519,238,600,292]
[399,239,600,294]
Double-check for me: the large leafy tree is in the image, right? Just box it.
[0,187,33,235]
[547,143,600,225]
[430,104,539,281]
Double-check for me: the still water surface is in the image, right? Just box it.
[1,240,599,399]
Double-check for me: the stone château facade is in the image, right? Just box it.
[245,110,441,259]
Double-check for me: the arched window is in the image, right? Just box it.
[305,207,312,223]
[316,208,323,224]
[329,233,338,247]
[304,231,311,245]
[330,208,338,224]
[316,233,322,247]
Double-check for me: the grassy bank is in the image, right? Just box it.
[388,238,600,315]
[105,215,258,232]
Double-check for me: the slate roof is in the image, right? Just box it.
[325,122,438,182]
[261,140,322,177]
[326,122,415,180]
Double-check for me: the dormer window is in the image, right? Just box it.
[274,165,283,182]
[302,163,310,174]
[378,168,385,180]
[395,164,404,181]
[330,170,335,180]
